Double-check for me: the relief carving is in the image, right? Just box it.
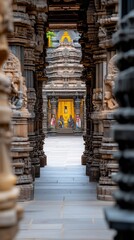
[0,0,23,238]
[104,55,118,110]
[3,51,28,112]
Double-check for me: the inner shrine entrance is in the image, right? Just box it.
[57,99,75,128]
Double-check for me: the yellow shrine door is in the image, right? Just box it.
[57,99,75,128]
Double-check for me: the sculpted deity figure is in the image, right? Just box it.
[104,55,118,111]
[3,51,28,112]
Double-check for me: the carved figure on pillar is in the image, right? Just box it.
[97,55,119,200]
[104,55,118,111]
[3,51,33,201]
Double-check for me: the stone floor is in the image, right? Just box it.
[16,136,115,240]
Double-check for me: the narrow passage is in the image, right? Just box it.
[16,136,115,240]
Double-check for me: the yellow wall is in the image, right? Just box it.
[57,99,75,127]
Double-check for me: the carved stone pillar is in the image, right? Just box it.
[0,0,23,238]
[105,6,134,240]
[90,88,103,181]
[34,7,47,170]
[42,91,48,136]
[96,0,119,200]
[97,55,118,200]
[90,49,106,181]
[4,52,34,201]
[37,81,47,167]
[8,0,36,195]
[81,79,92,166]
[24,9,37,179]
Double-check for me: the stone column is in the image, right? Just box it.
[81,79,92,167]
[23,9,37,179]
[80,0,97,168]
[0,0,23,238]
[42,90,48,135]
[34,7,48,170]
[83,95,86,133]
[105,6,134,240]
[90,50,106,181]
[96,0,119,200]
[97,55,118,200]
[37,81,47,167]
[8,1,35,198]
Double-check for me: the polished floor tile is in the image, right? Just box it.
[16,136,115,240]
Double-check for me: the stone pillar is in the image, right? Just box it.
[95,0,119,200]
[37,81,47,167]
[0,0,23,238]
[23,9,37,179]
[34,7,48,170]
[90,88,103,181]
[7,1,36,195]
[81,80,92,166]
[105,6,134,240]
[97,55,118,200]
[4,52,34,201]
[80,0,97,168]
[83,95,86,133]
[42,90,48,135]
[90,50,106,181]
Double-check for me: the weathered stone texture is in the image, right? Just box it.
[0,0,23,238]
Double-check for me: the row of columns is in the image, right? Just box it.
[79,0,119,201]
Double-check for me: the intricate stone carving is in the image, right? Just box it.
[3,51,28,111]
[0,0,23,238]
[3,51,33,201]
[105,8,134,240]
[104,55,118,110]
[97,55,118,200]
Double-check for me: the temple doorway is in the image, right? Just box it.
[57,99,75,129]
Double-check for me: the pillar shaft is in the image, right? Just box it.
[105,3,134,239]
[0,1,23,238]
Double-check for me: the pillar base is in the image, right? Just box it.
[0,225,18,240]
[17,183,34,201]
[40,154,47,167]
[97,184,116,201]
[90,165,100,182]
[34,164,40,178]
[81,154,88,165]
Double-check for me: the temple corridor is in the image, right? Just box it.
[16,136,115,240]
